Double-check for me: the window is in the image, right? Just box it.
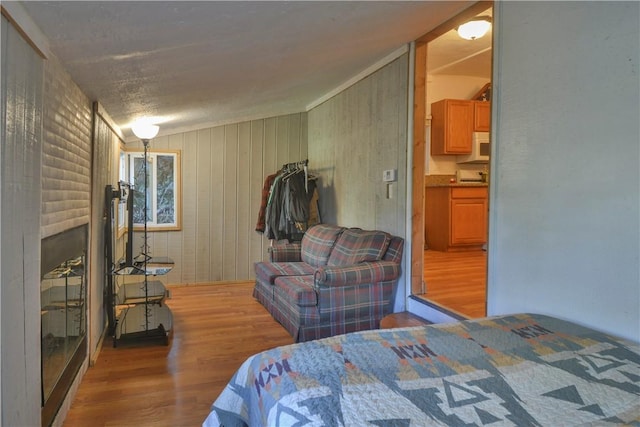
[122,149,181,231]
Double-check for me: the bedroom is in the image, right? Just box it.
[1,1,638,426]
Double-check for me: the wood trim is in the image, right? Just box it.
[94,101,124,141]
[411,41,427,296]
[1,4,49,59]
[410,1,493,296]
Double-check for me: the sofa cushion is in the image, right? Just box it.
[328,228,391,266]
[274,275,317,307]
[382,236,404,264]
[300,224,344,267]
[255,262,315,285]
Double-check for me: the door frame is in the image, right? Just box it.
[410,1,493,296]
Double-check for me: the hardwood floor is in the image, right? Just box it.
[63,282,293,427]
[64,259,486,425]
[418,249,487,319]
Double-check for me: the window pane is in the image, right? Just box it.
[156,155,175,224]
[126,150,180,230]
[132,156,151,224]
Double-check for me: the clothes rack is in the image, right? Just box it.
[256,159,320,241]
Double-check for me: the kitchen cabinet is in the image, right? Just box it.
[430,99,491,155]
[474,101,491,132]
[430,99,474,155]
[425,185,488,251]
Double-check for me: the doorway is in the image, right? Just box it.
[410,2,493,320]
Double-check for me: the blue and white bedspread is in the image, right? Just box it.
[204,313,640,426]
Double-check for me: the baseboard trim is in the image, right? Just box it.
[406,295,468,324]
[90,323,109,367]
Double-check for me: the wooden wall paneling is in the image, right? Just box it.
[299,113,308,161]
[262,117,278,259]
[209,126,225,282]
[313,103,336,225]
[307,53,408,237]
[249,120,265,279]
[195,128,212,282]
[235,122,251,279]
[222,124,239,280]
[90,118,116,354]
[357,79,375,230]
[374,59,404,233]
[179,132,197,284]
[1,16,43,424]
[263,117,278,173]
[333,91,348,225]
[276,116,290,168]
[118,113,308,285]
[288,113,302,160]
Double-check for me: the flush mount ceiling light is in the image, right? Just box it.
[131,119,160,141]
[457,16,492,40]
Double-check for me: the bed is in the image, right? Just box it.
[204,313,640,426]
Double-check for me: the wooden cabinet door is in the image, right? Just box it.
[474,101,491,132]
[450,197,487,245]
[431,99,473,155]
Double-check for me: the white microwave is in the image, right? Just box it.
[457,132,490,164]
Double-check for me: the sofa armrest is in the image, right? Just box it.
[268,242,302,262]
[314,261,400,287]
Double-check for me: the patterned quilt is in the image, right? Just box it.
[204,313,640,426]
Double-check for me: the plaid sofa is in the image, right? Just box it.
[254,224,404,342]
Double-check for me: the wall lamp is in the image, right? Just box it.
[457,16,492,40]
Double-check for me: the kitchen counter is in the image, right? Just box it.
[424,174,487,187]
[428,182,488,187]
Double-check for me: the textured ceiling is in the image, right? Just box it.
[19,1,487,140]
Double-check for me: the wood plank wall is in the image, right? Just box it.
[90,108,121,359]
[307,54,408,239]
[1,14,44,426]
[307,54,409,312]
[126,113,308,284]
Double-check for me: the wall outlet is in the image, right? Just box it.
[382,169,397,182]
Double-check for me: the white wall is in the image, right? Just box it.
[488,2,640,342]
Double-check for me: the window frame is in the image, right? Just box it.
[122,148,182,231]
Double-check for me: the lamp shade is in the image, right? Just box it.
[131,120,160,140]
[457,18,491,40]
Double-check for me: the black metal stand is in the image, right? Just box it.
[104,141,173,348]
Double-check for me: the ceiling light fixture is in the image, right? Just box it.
[457,16,492,41]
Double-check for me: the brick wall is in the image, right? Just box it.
[41,55,92,238]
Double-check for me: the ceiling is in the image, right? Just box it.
[428,7,492,78]
[17,1,489,140]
